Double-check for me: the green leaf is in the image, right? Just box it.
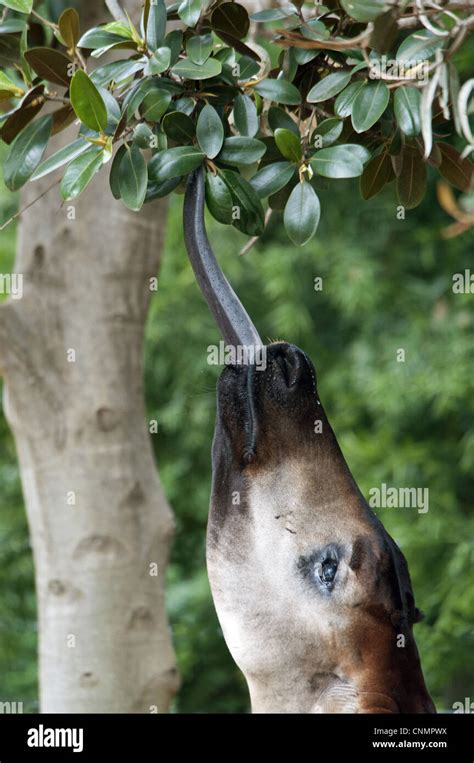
[205,171,233,224]
[360,151,394,199]
[187,34,213,65]
[60,147,103,200]
[118,143,148,211]
[396,148,427,209]
[174,96,195,115]
[212,3,250,41]
[171,57,222,80]
[420,69,438,159]
[178,0,201,27]
[396,30,446,66]
[4,114,52,190]
[58,8,81,50]
[294,47,318,66]
[102,21,133,38]
[0,71,22,94]
[300,18,329,40]
[0,18,27,33]
[394,86,421,137]
[0,34,21,67]
[89,41,138,59]
[32,138,89,180]
[125,78,166,119]
[144,0,166,50]
[351,80,389,133]
[251,9,295,21]
[284,181,320,246]
[0,85,45,144]
[269,181,296,211]
[165,30,183,66]
[98,86,120,131]
[237,55,260,81]
[109,143,127,199]
[24,48,72,87]
[50,104,76,135]
[250,161,295,198]
[344,144,371,165]
[254,78,301,105]
[144,46,171,75]
[311,145,364,178]
[221,169,265,236]
[340,0,387,23]
[233,94,258,138]
[307,71,352,104]
[334,80,366,118]
[146,175,182,202]
[162,111,196,144]
[218,136,266,165]
[312,118,343,148]
[268,106,299,136]
[139,88,173,122]
[148,146,204,183]
[218,33,258,63]
[274,128,301,162]
[0,0,32,13]
[133,122,155,149]
[196,104,224,159]
[70,70,107,133]
[0,91,15,104]
[78,27,127,50]
[90,59,144,88]
[370,8,399,54]
[438,142,474,193]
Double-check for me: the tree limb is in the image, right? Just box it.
[0,180,60,232]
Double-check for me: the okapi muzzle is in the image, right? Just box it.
[184,168,436,714]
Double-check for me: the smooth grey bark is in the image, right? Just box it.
[0,0,178,713]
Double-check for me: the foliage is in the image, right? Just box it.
[0,0,473,244]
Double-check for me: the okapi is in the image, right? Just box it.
[183,167,435,714]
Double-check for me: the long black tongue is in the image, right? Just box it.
[183,167,262,350]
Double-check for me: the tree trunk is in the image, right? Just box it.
[0,0,178,713]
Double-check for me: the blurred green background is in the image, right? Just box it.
[0,160,473,712]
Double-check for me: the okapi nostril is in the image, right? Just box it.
[284,355,301,387]
[275,348,305,387]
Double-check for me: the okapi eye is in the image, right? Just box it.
[317,558,338,587]
[297,544,342,593]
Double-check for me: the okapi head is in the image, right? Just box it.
[183,168,435,714]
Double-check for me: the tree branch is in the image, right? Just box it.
[0,180,60,232]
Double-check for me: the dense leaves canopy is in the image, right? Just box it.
[0,0,473,244]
